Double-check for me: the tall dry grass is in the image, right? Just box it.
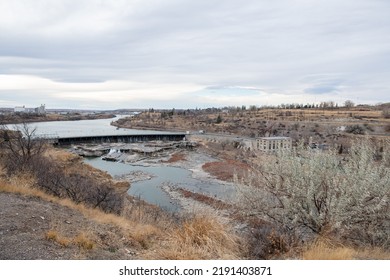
[151,214,243,260]
[301,238,390,260]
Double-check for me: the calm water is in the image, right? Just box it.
[13,115,180,138]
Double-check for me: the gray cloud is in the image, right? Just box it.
[0,0,389,109]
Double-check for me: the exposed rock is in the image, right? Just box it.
[115,171,154,183]
[71,141,198,160]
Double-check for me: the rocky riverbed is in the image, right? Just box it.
[114,170,154,183]
[71,141,197,161]
[72,140,237,218]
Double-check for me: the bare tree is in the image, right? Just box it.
[1,123,46,173]
[344,100,355,108]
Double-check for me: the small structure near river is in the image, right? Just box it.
[254,136,292,152]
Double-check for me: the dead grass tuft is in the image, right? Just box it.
[74,232,95,250]
[45,230,72,247]
[302,239,355,260]
[129,224,163,249]
[152,215,242,260]
[300,237,390,260]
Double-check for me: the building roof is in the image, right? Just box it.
[259,136,291,140]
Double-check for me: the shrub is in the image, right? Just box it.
[0,123,46,174]
[1,124,124,214]
[245,222,292,259]
[236,140,390,248]
[345,125,365,134]
[32,158,124,214]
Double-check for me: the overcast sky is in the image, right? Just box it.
[0,0,389,109]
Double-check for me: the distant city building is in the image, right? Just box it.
[14,106,26,113]
[255,137,292,152]
[13,104,46,115]
[35,104,46,115]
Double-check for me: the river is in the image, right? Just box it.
[21,115,179,138]
[16,116,234,212]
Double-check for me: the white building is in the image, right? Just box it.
[255,136,292,152]
[14,106,26,113]
[35,104,46,115]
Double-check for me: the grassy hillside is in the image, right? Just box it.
[0,146,243,260]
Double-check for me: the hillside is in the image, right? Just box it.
[0,147,244,260]
[114,107,390,148]
[0,192,136,259]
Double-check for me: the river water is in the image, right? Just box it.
[17,116,234,212]
[22,115,179,138]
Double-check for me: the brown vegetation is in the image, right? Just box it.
[202,159,251,181]
[163,152,186,163]
[151,215,242,260]
[300,238,390,260]
[177,188,231,210]
[114,106,390,148]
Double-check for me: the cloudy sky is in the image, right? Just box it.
[0,0,389,109]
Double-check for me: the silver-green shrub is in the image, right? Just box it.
[236,139,389,247]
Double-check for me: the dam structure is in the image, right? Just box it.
[40,132,186,146]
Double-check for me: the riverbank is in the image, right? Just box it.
[0,112,116,125]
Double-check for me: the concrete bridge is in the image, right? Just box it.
[42,133,186,146]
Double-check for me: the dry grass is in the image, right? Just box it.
[129,224,163,249]
[301,238,390,260]
[45,230,72,247]
[163,152,186,163]
[356,248,390,260]
[152,215,242,260]
[301,239,355,260]
[177,188,231,210]
[202,160,251,181]
[73,232,95,250]
[0,172,46,198]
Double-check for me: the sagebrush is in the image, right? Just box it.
[236,139,390,248]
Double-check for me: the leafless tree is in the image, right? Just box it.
[1,122,46,173]
[344,100,355,108]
